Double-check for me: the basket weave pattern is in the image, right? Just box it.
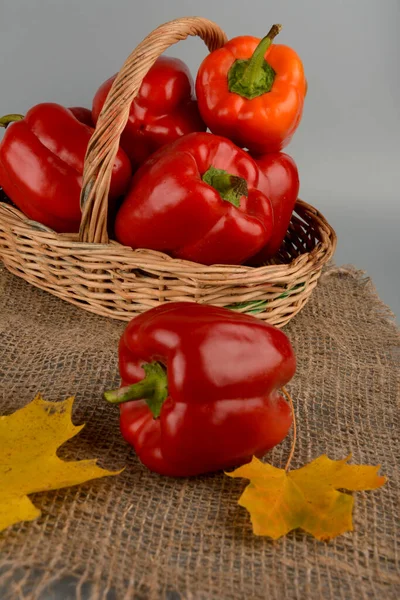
[0,17,336,327]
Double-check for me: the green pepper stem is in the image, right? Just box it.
[240,24,282,89]
[228,24,282,100]
[0,114,24,129]
[202,166,248,208]
[104,361,168,419]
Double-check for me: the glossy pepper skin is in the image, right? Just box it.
[195,25,306,154]
[0,103,131,233]
[68,106,94,127]
[250,152,299,262]
[92,56,206,170]
[105,302,296,477]
[114,132,274,266]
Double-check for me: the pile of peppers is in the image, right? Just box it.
[0,22,304,264]
[0,22,305,475]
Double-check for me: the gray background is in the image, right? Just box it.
[0,0,399,317]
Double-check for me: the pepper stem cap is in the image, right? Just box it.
[104,361,168,419]
[203,166,248,207]
[228,24,282,100]
[0,114,24,129]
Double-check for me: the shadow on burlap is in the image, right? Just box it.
[0,264,398,600]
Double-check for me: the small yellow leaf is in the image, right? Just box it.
[227,455,386,540]
[0,394,122,532]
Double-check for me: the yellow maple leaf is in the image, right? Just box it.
[0,394,122,532]
[227,454,386,540]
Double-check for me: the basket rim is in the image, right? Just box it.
[0,197,337,279]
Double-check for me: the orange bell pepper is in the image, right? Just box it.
[195,25,307,154]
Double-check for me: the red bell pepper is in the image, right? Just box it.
[195,25,307,154]
[250,151,299,262]
[68,106,94,127]
[104,302,296,477]
[92,56,206,170]
[0,103,131,233]
[114,132,274,266]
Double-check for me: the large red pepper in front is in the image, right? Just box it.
[195,25,306,154]
[104,302,296,477]
[92,56,206,170]
[0,103,131,233]
[114,132,274,266]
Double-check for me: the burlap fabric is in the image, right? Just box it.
[0,264,398,600]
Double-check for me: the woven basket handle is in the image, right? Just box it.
[79,17,228,244]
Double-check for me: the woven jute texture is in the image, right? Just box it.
[0,264,398,600]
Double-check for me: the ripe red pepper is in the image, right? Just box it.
[104,302,296,477]
[0,103,131,233]
[92,56,206,170]
[250,151,299,262]
[68,106,94,127]
[196,25,306,154]
[114,132,274,266]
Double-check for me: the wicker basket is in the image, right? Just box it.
[0,17,336,328]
